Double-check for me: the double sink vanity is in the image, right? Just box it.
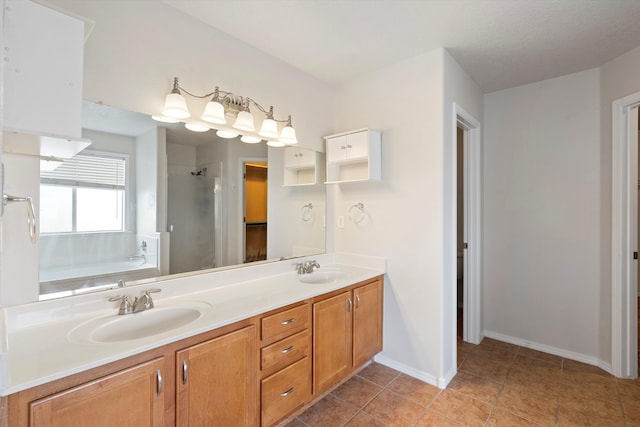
[0,253,385,426]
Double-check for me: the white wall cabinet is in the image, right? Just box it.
[3,0,84,138]
[283,147,322,186]
[324,129,381,183]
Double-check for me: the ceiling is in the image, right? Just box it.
[162,0,640,93]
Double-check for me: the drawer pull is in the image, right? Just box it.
[356,294,361,309]
[182,360,188,385]
[280,318,295,325]
[156,369,163,396]
[280,345,295,354]
[280,386,295,397]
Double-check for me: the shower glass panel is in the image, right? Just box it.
[167,175,216,274]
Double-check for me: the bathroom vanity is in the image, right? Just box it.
[0,254,384,426]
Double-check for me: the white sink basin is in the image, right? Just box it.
[298,269,346,284]
[68,302,210,343]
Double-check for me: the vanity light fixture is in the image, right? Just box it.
[156,77,298,145]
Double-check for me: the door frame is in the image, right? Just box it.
[612,91,640,378]
[453,103,482,346]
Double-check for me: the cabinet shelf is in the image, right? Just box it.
[283,147,323,186]
[324,129,381,183]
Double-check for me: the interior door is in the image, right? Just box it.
[243,162,268,263]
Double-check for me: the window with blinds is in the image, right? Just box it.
[40,152,127,233]
[41,153,125,189]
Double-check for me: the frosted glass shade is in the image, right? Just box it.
[233,111,255,132]
[162,93,190,119]
[258,118,279,138]
[216,129,239,139]
[151,115,179,123]
[185,123,210,132]
[201,101,226,124]
[279,125,298,145]
[241,135,262,144]
[266,140,285,147]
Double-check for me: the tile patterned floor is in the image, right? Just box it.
[285,337,640,426]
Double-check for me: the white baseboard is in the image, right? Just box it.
[373,352,444,389]
[483,330,611,374]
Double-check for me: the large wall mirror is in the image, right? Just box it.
[19,101,326,300]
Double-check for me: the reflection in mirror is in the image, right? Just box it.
[36,101,325,299]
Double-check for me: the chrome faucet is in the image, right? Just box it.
[109,288,161,315]
[294,260,321,274]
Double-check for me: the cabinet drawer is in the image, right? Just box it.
[262,304,309,342]
[261,356,311,427]
[261,329,309,373]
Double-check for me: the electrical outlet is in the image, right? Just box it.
[337,215,345,228]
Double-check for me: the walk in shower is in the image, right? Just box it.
[167,171,221,275]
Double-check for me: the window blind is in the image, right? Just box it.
[41,153,125,189]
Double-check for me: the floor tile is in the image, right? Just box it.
[446,370,503,404]
[283,418,307,427]
[494,384,557,426]
[415,409,465,426]
[505,366,561,396]
[386,373,440,406]
[486,408,545,426]
[556,404,625,427]
[429,389,491,427]
[297,394,358,427]
[558,388,624,424]
[617,377,640,401]
[516,347,563,366]
[459,352,512,383]
[331,375,383,408]
[362,389,426,426]
[478,337,519,352]
[292,339,631,427]
[623,400,640,425]
[357,362,400,387]
[343,411,386,427]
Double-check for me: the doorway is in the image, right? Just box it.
[454,105,481,348]
[612,92,640,378]
[243,161,268,263]
[456,126,465,339]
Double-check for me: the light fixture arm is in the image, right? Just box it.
[171,78,292,123]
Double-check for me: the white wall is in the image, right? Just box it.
[483,68,602,360]
[46,0,333,153]
[599,45,640,365]
[441,51,484,380]
[333,49,446,384]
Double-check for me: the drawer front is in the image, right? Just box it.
[261,357,311,427]
[261,330,310,373]
[262,304,309,342]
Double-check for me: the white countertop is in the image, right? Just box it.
[0,253,385,396]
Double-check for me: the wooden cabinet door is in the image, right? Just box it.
[176,325,258,427]
[353,279,384,367]
[29,358,165,427]
[313,291,352,394]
